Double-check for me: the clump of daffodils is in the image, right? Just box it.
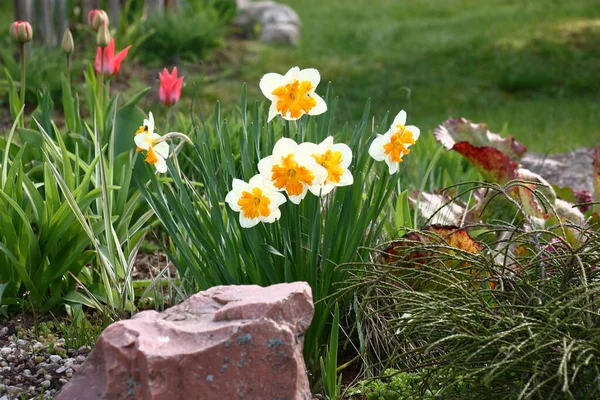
[142,66,419,228]
[226,135,354,227]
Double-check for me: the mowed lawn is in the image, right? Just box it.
[204,0,600,153]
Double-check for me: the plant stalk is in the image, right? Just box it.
[66,54,71,89]
[19,42,26,127]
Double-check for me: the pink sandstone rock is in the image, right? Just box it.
[56,282,314,400]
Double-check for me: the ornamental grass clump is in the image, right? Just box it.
[347,181,600,399]
[135,66,420,376]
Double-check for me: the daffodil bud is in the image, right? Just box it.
[88,9,109,32]
[10,21,33,43]
[62,28,74,54]
[96,23,110,48]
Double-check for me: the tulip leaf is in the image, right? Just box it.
[113,101,146,156]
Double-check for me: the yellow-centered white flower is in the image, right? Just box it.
[368,110,420,174]
[134,112,170,173]
[258,137,327,204]
[225,175,287,228]
[299,136,353,196]
[259,66,328,122]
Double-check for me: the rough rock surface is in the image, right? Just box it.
[235,0,301,46]
[55,282,314,400]
[520,148,595,193]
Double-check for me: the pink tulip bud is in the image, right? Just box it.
[10,21,33,43]
[88,9,109,31]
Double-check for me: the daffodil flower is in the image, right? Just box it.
[258,138,327,204]
[134,112,169,173]
[299,136,353,196]
[225,175,287,228]
[368,110,420,174]
[260,66,327,122]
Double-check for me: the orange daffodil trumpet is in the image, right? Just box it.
[258,138,328,204]
[369,110,420,174]
[225,175,287,228]
[260,66,327,122]
[299,136,353,196]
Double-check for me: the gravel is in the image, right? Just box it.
[0,317,92,400]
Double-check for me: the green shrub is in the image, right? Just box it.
[136,3,227,65]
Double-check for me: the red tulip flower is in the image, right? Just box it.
[158,67,184,106]
[95,38,131,76]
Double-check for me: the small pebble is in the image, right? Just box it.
[56,365,66,374]
[65,368,74,378]
[16,339,28,346]
[41,380,51,389]
[44,374,52,381]
[0,347,11,356]
[48,354,62,363]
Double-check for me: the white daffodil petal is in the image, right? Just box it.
[240,214,259,228]
[272,137,299,157]
[392,110,407,127]
[231,178,247,194]
[406,125,421,142]
[263,208,281,224]
[145,112,155,134]
[260,73,283,98]
[154,156,167,173]
[283,66,300,82]
[319,136,335,149]
[308,92,327,116]
[297,68,321,88]
[271,191,287,207]
[386,158,399,175]
[368,135,387,161]
[298,142,319,156]
[225,190,242,212]
[339,169,354,186]
[258,155,275,179]
[267,102,279,122]
[288,187,308,205]
[134,133,149,150]
[335,143,353,168]
[248,174,265,187]
[154,141,169,159]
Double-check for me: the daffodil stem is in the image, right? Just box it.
[19,42,26,128]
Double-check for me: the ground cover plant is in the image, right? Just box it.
[1,1,600,399]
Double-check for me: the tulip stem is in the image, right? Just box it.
[165,105,172,133]
[66,54,71,90]
[19,42,26,127]
[98,49,105,134]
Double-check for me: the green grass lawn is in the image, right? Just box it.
[201,0,600,153]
